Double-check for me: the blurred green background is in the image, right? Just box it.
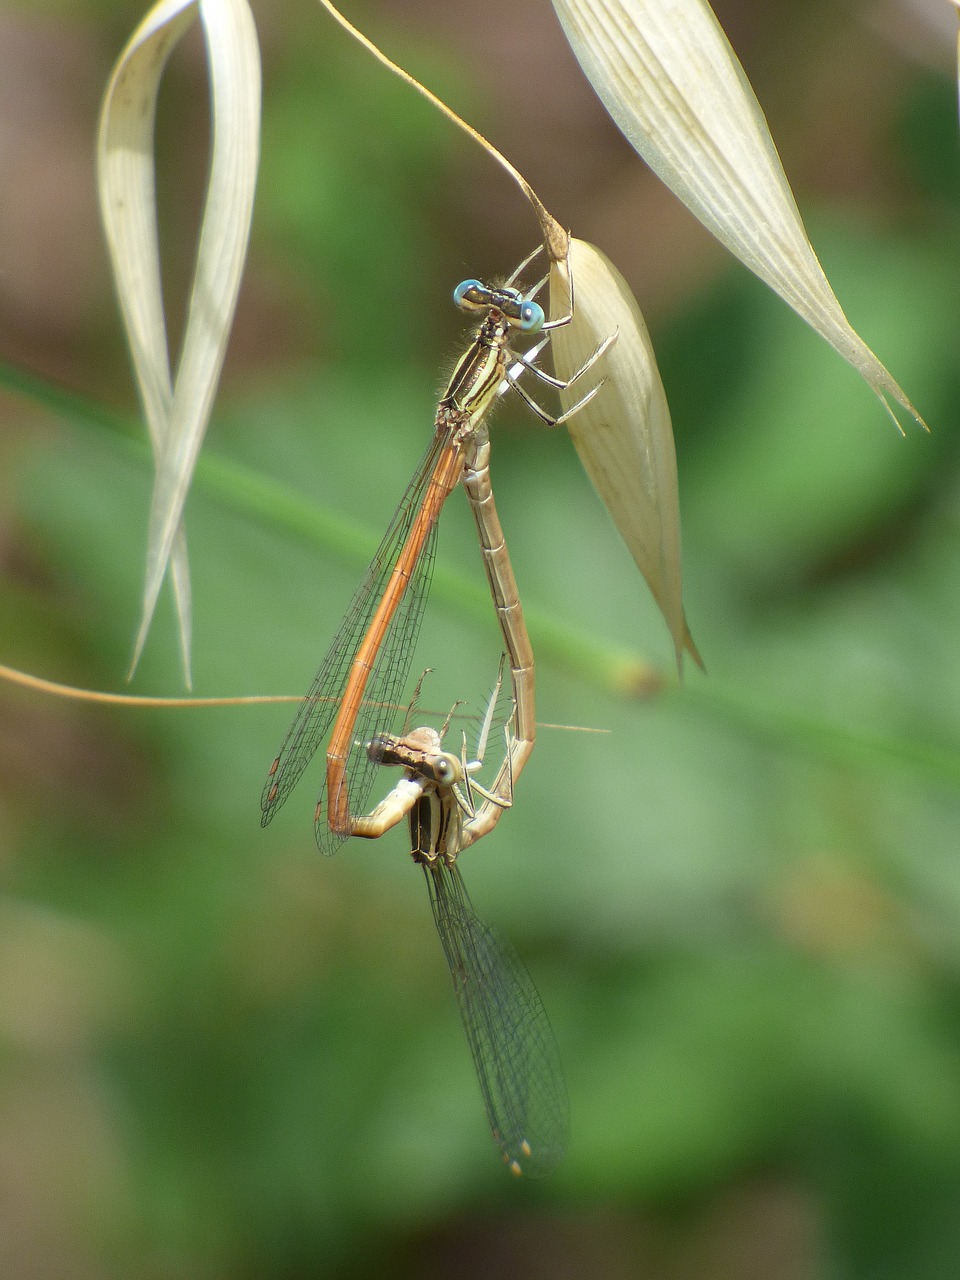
[1,0,959,1276]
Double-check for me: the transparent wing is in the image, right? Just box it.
[423,860,569,1177]
[315,516,438,855]
[260,432,446,840]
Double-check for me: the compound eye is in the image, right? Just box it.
[518,300,544,333]
[433,755,458,785]
[453,279,484,312]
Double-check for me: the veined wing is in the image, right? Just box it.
[260,430,447,838]
[423,860,569,1176]
[315,509,439,855]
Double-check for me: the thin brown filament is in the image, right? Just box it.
[0,662,606,731]
[316,0,569,262]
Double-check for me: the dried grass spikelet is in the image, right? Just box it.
[550,0,925,432]
[550,240,701,671]
[98,0,261,682]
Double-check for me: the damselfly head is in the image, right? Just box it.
[453,278,544,335]
[365,726,445,771]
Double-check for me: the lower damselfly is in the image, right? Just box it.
[360,686,568,1177]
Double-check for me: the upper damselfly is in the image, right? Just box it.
[261,249,611,851]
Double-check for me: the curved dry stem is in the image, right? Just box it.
[316,0,569,261]
[0,662,607,730]
[0,664,303,707]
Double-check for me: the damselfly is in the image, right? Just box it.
[261,250,612,851]
[357,684,568,1177]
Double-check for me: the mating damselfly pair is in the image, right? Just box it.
[261,247,613,1176]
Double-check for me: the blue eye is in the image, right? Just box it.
[518,300,544,334]
[453,279,484,310]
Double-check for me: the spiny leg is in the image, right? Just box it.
[540,255,576,331]
[458,691,517,817]
[453,659,512,818]
[506,371,604,430]
[503,244,544,289]
[502,322,618,427]
[510,328,617,393]
[463,726,515,812]
[402,667,434,735]
[438,697,466,741]
[459,721,517,844]
[473,654,507,766]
